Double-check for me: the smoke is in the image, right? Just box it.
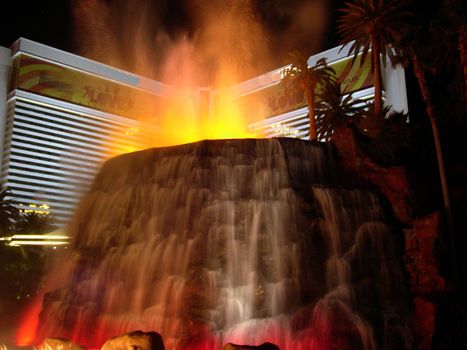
[256,0,331,63]
[72,0,331,84]
[71,0,331,146]
[188,0,270,85]
[72,0,172,79]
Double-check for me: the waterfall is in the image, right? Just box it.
[37,138,411,350]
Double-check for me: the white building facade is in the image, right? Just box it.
[0,38,408,225]
[0,38,175,224]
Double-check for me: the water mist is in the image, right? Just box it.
[36,139,412,350]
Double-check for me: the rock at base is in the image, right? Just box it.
[35,338,86,350]
[100,331,165,350]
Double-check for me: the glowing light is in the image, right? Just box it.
[3,234,69,240]
[16,294,43,347]
[279,64,293,79]
[155,87,260,147]
[125,127,139,136]
[19,203,51,215]
[6,241,69,247]
[270,122,299,137]
[0,234,70,247]
[113,145,139,155]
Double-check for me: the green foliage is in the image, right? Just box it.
[0,244,47,324]
[315,79,366,139]
[337,0,413,67]
[427,1,467,121]
[15,212,56,235]
[281,50,336,139]
[282,51,336,93]
[0,203,56,323]
[0,187,19,237]
[356,103,412,166]
[338,0,413,115]
[357,102,392,138]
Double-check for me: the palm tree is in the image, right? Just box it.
[0,187,19,237]
[437,0,467,101]
[315,79,366,140]
[357,101,412,165]
[14,212,56,235]
[282,50,335,140]
[337,0,412,115]
[393,25,459,285]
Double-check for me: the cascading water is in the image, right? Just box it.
[36,138,412,350]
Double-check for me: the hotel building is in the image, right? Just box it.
[0,38,175,224]
[0,38,407,225]
[223,44,407,140]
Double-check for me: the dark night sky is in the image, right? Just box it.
[0,0,443,67]
[0,0,341,75]
[0,1,73,51]
[0,0,457,130]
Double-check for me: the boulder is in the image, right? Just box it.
[35,338,86,350]
[100,331,165,350]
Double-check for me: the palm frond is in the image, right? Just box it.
[338,0,413,66]
[0,187,19,236]
[315,80,366,139]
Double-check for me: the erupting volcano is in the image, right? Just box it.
[35,138,412,350]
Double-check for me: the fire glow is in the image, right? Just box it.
[16,1,358,349]
[15,294,43,347]
[72,0,276,151]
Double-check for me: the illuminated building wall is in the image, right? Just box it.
[228,44,408,140]
[0,38,408,225]
[0,38,175,225]
[0,46,10,161]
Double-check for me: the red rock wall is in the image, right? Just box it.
[332,127,446,350]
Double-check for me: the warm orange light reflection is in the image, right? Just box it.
[151,89,260,148]
[16,293,43,346]
[74,0,268,157]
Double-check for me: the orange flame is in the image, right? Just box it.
[15,294,43,346]
[73,0,271,153]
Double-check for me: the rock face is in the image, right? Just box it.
[37,138,412,350]
[332,127,449,350]
[404,213,446,296]
[404,213,447,350]
[100,331,165,350]
[332,126,415,224]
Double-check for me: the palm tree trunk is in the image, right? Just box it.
[413,56,458,287]
[306,89,317,141]
[372,38,383,115]
[459,24,467,102]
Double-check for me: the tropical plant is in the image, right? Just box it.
[0,205,52,324]
[426,0,467,116]
[282,50,336,140]
[357,102,412,165]
[0,187,19,237]
[357,101,392,138]
[392,23,459,284]
[0,237,47,325]
[14,212,56,235]
[437,0,467,100]
[314,79,366,140]
[337,0,412,115]
[338,0,456,252]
